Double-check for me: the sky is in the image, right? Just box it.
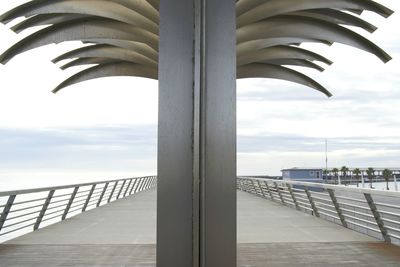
[0,0,399,189]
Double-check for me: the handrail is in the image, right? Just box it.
[237,177,400,246]
[0,175,157,242]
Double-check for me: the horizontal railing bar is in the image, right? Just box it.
[41,213,63,224]
[296,199,312,207]
[375,210,400,218]
[337,201,370,210]
[315,206,338,215]
[67,206,84,214]
[381,217,400,225]
[13,197,48,206]
[42,208,65,218]
[318,211,340,220]
[0,222,35,236]
[310,195,332,203]
[385,225,400,233]
[340,207,374,218]
[46,203,69,212]
[305,191,329,197]
[52,192,76,199]
[68,202,85,210]
[345,220,381,233]
[388,233,400,239]
[0,176,154,197]
[47,197,70,206]
[342,214,378,226]
[75,189,93,195]
[374,202,400,210]
[297,205,314,212]
[9,203,43,213]
[6,210,40,221]
[314,201,335,209]
[335,195,366,204]
[2,216,38,229]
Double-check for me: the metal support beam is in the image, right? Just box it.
[257,180,267,198]
[108,181,118,203]
[82,184,96,211]
[364,193,391,242]
[123,179,133,197]
[116,180,126,199]
[265,181,274,200]
[157,0,236,266]
[62,186,79,219]
[287,184,300,210]
[34,190,55,230]
[129,179,139,195]
[305,188,320,217]
[327,189,347,227]
[0,195,16,232]
[97,183,108,207]
[274,182,285,204]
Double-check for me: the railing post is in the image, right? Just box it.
[257,181,266,198]
[264,181,274,200]
[0,195,16,232]
[123,179,133,197]
[364,193,391,242]
[108,181,118,203]
[116,180,127,199]
[137,178,145,192]
[62,187,79,220]
[274,182,285,204]
[305,188,320,217]
[82,184,96,212]
[129,179,139,195]
[143,177,151,190]
[327,189,347,227]
[287,184,300,210]
[34,190,55,230]
[97,183,108,207]
[251,180,258,195]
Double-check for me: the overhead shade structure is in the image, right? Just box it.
[0,0,393,266]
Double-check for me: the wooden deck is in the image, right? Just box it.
[1,188,400,266]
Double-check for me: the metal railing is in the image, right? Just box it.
[0,176,157,242]
[237,177,400,245]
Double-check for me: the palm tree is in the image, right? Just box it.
[382,169,392,190]
[353,168,361,188]
[366,168,375,189]
[340,166,349,185]
[332,168,339,185]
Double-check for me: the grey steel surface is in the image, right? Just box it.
[157,1,236,266]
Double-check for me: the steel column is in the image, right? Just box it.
[123,179,133,197]
[34,190,55,230]
[62,186,79,219]
[157,0,236,266]
[327,189,347,227]
[82,184,96,211]
[116,180,126,199]
[305,188,320,217]
[108,181,118,203]
[364,193,391,242]
[129,179,139,195]
[0,195,16,232]
[287,184,300,210]
[97,183,108,207]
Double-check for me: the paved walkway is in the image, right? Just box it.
[1,188,400,266]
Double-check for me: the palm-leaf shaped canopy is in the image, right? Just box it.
[0,0,393,96]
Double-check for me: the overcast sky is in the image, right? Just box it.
[0,0,399,189]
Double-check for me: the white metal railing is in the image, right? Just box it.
[237,177,400,245]
[0,176,157,242]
